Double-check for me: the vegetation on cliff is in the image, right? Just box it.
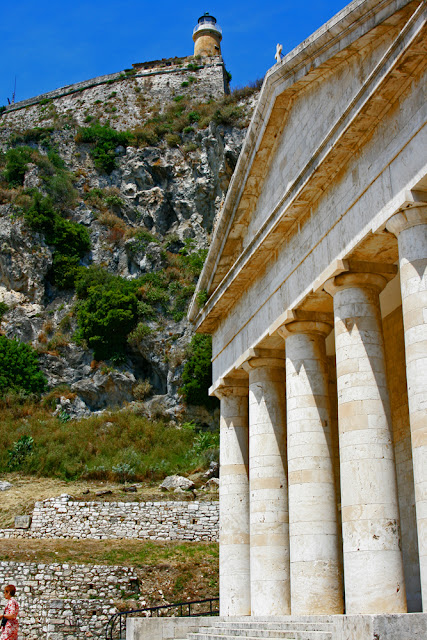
[0,337,47,395]
[0,78,259,485]
[0,394,218,480]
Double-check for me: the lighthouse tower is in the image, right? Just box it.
[192,13,222,57]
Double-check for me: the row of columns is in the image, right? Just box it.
[216,206,427,616]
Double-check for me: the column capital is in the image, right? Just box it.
[211,374,248,399]
[277,311,333,339]
[386,203,427,237]
[241,348,286,373]
[323,261,397,297]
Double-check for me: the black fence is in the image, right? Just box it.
[105,597,220,640]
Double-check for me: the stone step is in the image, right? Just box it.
[189,631,333,640]
[214,617,335,624]
[210,623,333,633]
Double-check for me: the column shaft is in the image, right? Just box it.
[284,323,343,614]
[326,272,406,614]
[387,208,427,608]
[218,383,250,616]
[246,355,290,615]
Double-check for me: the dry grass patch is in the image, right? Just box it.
[0,474,217,528]
[0,538,218,606]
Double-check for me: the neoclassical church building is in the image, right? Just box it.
[189,0,427,633]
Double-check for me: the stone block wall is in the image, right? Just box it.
[0,561,138,600]
[0,498,219,541]
[0,57,228,135]
[0,561,139,639]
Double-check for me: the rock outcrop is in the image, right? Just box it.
[0,88,256,419]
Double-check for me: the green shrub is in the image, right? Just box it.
[213,104,244,126]
[0,302,8,321]
[25,194,90,257]
[3,146,33,186]
[181,81,189,88]
[51,254,81,289]
[180,334,217,409]
[183,142,198,154]
[0,336,47,394]
[25,193,90,288]
[133,379,153,400]
[179,242,208,276]
[127,322,152,346]
[7,435,34,470]
[165,133,180,148]
[136,301,155,319]
[75,265,114,298]
[196,289,208,306]
[188,111,200,124]
[128,229,159,254]
[75,268,138,360]
[76,123,131,174]
[9,126,54,147]
[104,193,124,208]
[44,172,77,210]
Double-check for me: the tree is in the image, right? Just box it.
[180,334,218,409]
[0,337,47,394]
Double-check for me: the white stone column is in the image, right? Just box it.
[387,205,427,609]
[243,350,290,615]
[216,376,250,616]
[279,320,343,614]
[325,271,407,614]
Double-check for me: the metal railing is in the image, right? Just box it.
[193,23,222,36]
[105,597,219,640]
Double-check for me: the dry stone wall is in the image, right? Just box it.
[0,496,219,541]
[0,561,138,639]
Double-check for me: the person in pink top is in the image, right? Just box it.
[1,585,19,640]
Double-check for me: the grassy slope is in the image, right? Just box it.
[0,399,218,482]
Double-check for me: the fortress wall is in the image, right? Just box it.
[0,58,227,134]
[0,497,219,541]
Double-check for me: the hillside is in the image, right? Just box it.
[0,64,259,437]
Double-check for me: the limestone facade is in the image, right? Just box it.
[189,0,427,621]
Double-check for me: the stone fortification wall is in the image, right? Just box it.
[0,497,219,541]
[0,561,138,639]
[0,57,228,134]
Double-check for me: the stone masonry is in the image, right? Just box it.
[0,56,228,135]
[0,497,218,541]
[0,561,138,639]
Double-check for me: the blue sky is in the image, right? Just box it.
[1,0,347,106]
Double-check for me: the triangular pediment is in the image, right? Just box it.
[189,0,426,330]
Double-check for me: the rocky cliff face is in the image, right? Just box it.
[0,86,257,423]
